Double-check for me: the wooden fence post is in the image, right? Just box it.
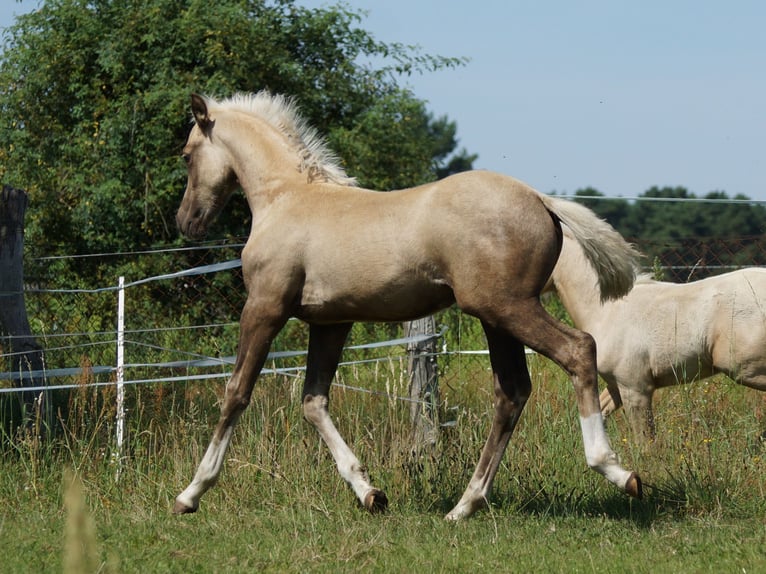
[405,316,439,452]
[0,185,47,431]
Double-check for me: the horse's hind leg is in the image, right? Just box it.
[446,323,532,520]
[173,298,287,514]
[489,300,640,499]
[601,378,656,443]
[302,323,388,513]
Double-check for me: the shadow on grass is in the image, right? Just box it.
[422,475,728,529]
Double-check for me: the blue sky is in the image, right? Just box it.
[2,1,765,200]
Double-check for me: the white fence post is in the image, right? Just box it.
[114,275,125,480]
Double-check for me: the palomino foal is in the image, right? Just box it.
[173,92,642,520]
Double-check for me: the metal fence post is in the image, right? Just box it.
[114,276,125,480]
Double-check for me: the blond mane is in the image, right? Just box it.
[205,91,357,186]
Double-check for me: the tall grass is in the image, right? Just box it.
[2,330,766,572]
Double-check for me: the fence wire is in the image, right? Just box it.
[2,233,766,401]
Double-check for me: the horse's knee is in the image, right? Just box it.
[493,391,529,426]
[563,329,596,370]
[517,370,533,398]
[495,373,531,402]
[565,331,598,390]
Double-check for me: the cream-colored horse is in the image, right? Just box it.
[549,225,766,442]
[174,91,642,520]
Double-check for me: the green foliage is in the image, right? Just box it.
[328,90,475,190]
[0,0,470,271]
[573,186,766,280]
[574,186,766,240]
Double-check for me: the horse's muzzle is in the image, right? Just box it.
[176,208,206,240]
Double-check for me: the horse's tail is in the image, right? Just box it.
[539,195,641,301]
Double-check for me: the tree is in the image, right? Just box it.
[0,0,473,440]
[572,185,766,281]
[0,0,471,269]
[330,90,476,191]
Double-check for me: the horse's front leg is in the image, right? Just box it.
[620,385,656,443]
[446,324,530,520]
[302,323,388,513]
[173,298,287,514]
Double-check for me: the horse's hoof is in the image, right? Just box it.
[624,472,643,499]
[172,499,198,514]
[364,489,388,513]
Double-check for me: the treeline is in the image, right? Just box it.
[0,0,473,292]
[570,187,766,280]
[2,2,762,292]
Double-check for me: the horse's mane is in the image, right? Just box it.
[207,91,357,187]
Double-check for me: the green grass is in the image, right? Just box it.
[2,352,766,573]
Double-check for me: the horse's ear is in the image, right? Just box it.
[190,94,212,131]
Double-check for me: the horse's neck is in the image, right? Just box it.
[223,114,304,193]
[551,232,605,331]
[220,111,354,202]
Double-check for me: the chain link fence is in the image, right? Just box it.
[638,234,766,282]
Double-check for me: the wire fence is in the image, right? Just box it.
[640,235,766,282]
[0,246,460,413]
[2,229,766,407]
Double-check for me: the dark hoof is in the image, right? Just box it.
[625,472,643,499]
[172,499,198,514]
[364,489,388,513]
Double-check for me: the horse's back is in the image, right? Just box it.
[655,268,766,376]
[709,268,766,336]
[285,171,562,322]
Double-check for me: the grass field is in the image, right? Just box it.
[2,351,766,573]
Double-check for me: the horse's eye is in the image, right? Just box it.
[181,153,191,165]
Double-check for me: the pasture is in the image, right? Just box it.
[2,339,765,573]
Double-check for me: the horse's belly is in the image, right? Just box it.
[296,278,455,323]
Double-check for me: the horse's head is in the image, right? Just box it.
[176,94,239,240]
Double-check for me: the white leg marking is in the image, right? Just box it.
[304,396,377,506]
[445,489,486,521]
[176,424,237,511]
[579,414,632,488]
